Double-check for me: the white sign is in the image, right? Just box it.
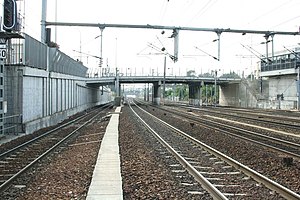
[0,49,6,59]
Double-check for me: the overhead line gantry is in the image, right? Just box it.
[44,21,300,63]
[45,21,299,36]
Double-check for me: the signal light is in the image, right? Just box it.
[98,57,103,68]
[3,0,17,31]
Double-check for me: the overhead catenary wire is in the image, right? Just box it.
[158,0,169,24]
[283,46,300,59]
[240,44,268,63]
[247,45,272,62]
[194,46,218,60]
[147,42,176,61]
[188,0,218,24]
[248,0,294,27]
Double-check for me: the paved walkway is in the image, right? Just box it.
[86,106,123,200]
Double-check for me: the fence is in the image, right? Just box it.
[9,33,87,77]
[0,114,22,135]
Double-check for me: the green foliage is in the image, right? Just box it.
[186,70,196,77]
[219,71,241,79]
[164,83,219,103]
[164,84,189,100]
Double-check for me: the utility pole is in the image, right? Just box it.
[99,28,104,66]
[41,0,47,43]
[216,32,221,61]
[214,32,221,107]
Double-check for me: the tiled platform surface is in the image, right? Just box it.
[86,106,123,200]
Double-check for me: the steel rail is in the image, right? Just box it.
[133,102,300,200]
[129,103,228,200]
[190,106,300,129]
[166,102,300,121]
[157,105,300,158]
[175,103,300,124]
[138,98,300,162]
[0,105,111,193]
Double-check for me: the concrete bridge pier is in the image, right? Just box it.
[147,84,150,102]
[153,82,161,105]
[144,84,150,102]
[189,83,202,106]
[114,83,122,106]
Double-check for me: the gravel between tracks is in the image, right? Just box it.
[119,107,211,200]
[143,105,300,195]
[120,106,202,199]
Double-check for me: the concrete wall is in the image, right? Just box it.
[219,83,240,106]
[219,79,270,108]
[6,66,112,134]
[257,75,298,110]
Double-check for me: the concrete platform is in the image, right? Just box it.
[86,106,123,200]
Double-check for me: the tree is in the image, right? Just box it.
[219,71,241,79]
[175,84,188,100]
[186,70,196,77]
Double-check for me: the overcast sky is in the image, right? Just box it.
[7,0,300,76]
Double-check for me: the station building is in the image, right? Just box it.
[258,47,300,110]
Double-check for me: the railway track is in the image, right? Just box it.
[167,102,300,120]
[167,104,300,133]
[137,101,300,161]
[129,100,300,199]
[0,104,112,193]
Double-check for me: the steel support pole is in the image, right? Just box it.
[206,84,208,106]
[217,32,221,61]
[265,38,269,64]
[41,0,47,43]
[214,70,217,107]
[298,67,300,110]
[99,28,104,73]
[215,32,221,107]
[163,56,166,101]
[271,35,274,62]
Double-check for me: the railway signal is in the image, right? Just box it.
[3,0,17,31]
